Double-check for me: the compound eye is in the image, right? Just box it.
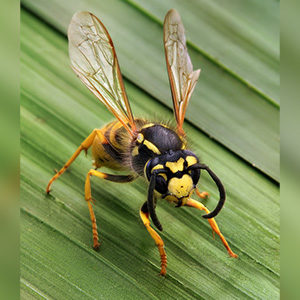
[155,174,168,194]
[189,168,200,185]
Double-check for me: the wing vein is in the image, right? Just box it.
[163,9,200,135]
[68,11,136,136]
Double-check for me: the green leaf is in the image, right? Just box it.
[21,7,279,300]
[21,0,279,181]
[126,0,280,105]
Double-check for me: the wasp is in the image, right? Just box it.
[46,9,237,276]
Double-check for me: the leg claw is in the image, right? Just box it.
[159,267,167,276]
[93,243,100,251]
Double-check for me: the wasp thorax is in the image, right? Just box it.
[130,123,184,175]
[145,150,201,202]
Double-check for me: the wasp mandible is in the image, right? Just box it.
[46,9,237,276]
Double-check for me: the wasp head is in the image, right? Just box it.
[144,150,226,231]
[145,150,200,205]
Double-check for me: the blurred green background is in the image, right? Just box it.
[0,0,19,299]
[281,0,300,299]
[0,0,285,299]
[20,0,279,299]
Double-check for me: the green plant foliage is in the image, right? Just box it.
[22,0,279,181]
[127,0,280,104]
[21,4,279,300]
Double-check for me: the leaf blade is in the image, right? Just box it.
[21,8,279,299]
[21,0,279,180]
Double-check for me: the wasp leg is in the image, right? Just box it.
[46,129,103,193]
[139,202,167,276]
[85,169,135,250]
[185,199,238,258]
[195,188,209,199]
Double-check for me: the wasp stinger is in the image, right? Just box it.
[46,9,237,276]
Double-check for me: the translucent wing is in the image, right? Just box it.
[163,9,201,136]
[68,11,136,135]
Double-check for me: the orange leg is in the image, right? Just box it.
[140,206,167,276]
[46,129,102,193]
[196,188,209,199]
[185,199,238,258]
[85,169,135,250]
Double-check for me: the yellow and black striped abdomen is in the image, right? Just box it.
[130,123,186,175]
[91,120,131,170]
[91,119,147,170]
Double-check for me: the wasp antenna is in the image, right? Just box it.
[148,173,163,231]
[196,164,226,219]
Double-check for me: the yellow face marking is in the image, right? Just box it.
[137,133,144,143]
[168,174,194,199]
[132,146,139,156]
[151,164,164,172]
[186,156,197,167]
[143,140,161,154]
[141,123,155,129]
[165,157,185,173]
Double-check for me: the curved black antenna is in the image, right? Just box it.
[189,163,226,219]
[147,172,163,231]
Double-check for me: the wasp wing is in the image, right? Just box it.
[68,11,136,135]
[163,9,200,136]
